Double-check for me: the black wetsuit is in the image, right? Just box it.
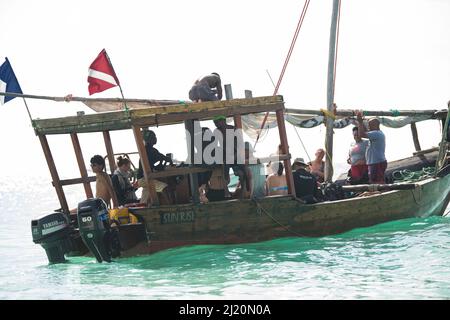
[292,168,320,204]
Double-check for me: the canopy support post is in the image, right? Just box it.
[70,133,93,198]
[276,109,295,196]
[225,84,243,129]
[185,119,200,204]
[132,125,159,206]
[38,134,69,214]
[103,131,116,174]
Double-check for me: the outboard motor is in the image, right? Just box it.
[77,198,121,263]
[32,212,72,264]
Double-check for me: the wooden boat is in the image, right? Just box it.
[23,0,450,263]
[25,93,450,263]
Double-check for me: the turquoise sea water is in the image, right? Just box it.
[1,177,449,300]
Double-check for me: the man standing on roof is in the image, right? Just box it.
[189,73,223,102]
[356,111,387,184]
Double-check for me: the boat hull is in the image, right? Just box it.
[124,174,450,257]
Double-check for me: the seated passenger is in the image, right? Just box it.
[137,129,173,174]
[266,161,288,196]
[90,155,118,208]
[308,148,325,183]
[292,158,321,204]
[245,142,266,199]
[137,129,172,205]
[347,126,369,184]
[111,156,139,206]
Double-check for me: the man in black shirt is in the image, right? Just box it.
[292,158,321,204]
[137,129,173,179]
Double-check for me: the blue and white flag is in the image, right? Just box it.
[0,57,23,105]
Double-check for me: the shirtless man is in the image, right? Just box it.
[90,155,118,208]
[189,73,223,102]
[206,166,228,202]
[309,148,325,183]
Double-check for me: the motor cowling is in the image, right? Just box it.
[77,198,121,263]
[31,212,72,264]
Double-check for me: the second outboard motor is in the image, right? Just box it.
[32,212,72,264]
[77,198,121,263]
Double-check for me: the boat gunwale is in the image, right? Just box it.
[130,174,445,216]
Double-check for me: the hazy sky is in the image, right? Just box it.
[0,0,449,184]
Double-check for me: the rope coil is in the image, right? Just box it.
[320,108,336,120]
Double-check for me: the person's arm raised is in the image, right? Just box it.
[356,111,368,138]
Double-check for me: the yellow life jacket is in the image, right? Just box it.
[108,207,139,225]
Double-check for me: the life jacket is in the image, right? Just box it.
[108,207,138,225]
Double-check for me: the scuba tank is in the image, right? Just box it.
[77,198,121,263]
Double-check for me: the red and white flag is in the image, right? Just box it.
[87,49,120,95]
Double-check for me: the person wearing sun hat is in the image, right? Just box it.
[292,157,320,204]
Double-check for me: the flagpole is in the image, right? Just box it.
[22,98,34,124]
[0,92,183,105]
[103,50,128,112]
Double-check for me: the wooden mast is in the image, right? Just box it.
[324,0,340,183]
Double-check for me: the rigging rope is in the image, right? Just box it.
[254,0,311,148]
[273,0,311,96]
[293,125,312,163]
[254,199,306,237]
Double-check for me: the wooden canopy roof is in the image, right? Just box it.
[33,95,284,135]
